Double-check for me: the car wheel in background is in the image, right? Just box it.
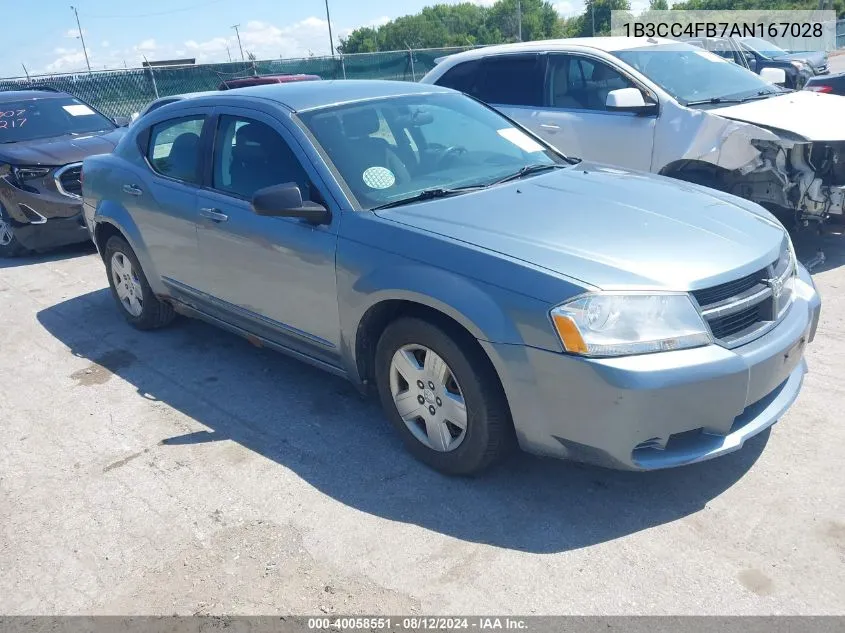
[375,317,513,475]
[104,235,175,330]
[0,204,30,258]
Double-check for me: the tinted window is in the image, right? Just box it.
[212,116,309,200]
[436,60,483,93]
[474,55,543,106]
[147,116,204,184]
[0,96,115,144]
[549,55,637,111]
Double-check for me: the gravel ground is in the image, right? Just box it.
[0,227,843,616]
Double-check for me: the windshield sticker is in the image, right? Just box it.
[0,109,26,129]
[62,104,95,116]
[362,166,396,190]
[497,128,544,153]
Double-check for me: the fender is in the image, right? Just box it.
[94,201,168,297]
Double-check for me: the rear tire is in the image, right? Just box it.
[375,317,513,475]
[104,235,175,330]
[0,205,30,258]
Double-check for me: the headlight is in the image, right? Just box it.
[12,166,51,181]
[550,293,712,357]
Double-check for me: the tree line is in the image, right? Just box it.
[337,0,843,54]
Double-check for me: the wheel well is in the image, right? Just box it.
[355,300,500,391]
[94,222,124,260]
[660,160,731,183]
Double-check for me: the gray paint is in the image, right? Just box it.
[82,81,821,470]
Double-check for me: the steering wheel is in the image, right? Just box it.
[436,145,468,169]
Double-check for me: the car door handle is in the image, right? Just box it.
[540,123,561,131]
[122,184,143,196]
[199,207,228,223]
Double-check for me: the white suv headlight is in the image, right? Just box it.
[551,292,713,357]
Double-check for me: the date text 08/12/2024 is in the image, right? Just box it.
[307,617,528,630]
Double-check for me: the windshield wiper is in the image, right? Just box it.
[685,96,744,106]
[490,163,566,185]
[371,186,484,210]
[738,90,782,102]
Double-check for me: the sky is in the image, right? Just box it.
[0,0,646,78]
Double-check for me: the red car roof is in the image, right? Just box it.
[218,74,322,90]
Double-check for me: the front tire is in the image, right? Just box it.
[375,317,513,475]
[0,205,29,258]
[104,236,175,330]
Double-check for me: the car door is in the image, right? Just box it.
[127,110,210,293]
[534,54,657,171]
[193,107,341,364]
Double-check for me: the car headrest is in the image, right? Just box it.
[342,109,380,138]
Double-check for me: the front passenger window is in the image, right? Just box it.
[212,116,310,200]
[147,116,204,184]
[558,56,639,112]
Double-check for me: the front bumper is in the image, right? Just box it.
[483,265,821,470]
[0,175,89,251]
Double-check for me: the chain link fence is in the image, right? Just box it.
[0,47,472,118]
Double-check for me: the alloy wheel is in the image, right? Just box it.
[111,252,144,317]
[0,212,14,247]
[389,344,468,452]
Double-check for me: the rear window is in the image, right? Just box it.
[0,96,115,144]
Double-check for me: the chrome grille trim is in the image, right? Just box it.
[54,162,83,200]
[700,285,772,320]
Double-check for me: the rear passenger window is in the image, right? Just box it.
[474,55,544,107]
[436,60,483,94]
[147,116,204,184]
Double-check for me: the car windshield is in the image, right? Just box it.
[614,43,784,105]
[0,95,115,143]
[740,37,788,58]
[297,92,568,210]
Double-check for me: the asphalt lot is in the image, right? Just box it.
[1,224,844,615]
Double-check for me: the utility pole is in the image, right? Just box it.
[517,0,522,41]
[70,5,92,74]
[324,0,335,57]
[231,24,245,61]
[226,46,232,62]
[591,2,596,36]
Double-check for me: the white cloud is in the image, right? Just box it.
[64,28,85,38]
[101,40,110,48]
[136,39,157,52]
[368,16,391,27]
[45,51,87,73]
[554,1,585,18]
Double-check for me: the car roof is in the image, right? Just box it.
[211,79,455,112]
[0,89,70,103]
[435,37,680,63]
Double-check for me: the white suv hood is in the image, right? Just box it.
[714,91,845,141]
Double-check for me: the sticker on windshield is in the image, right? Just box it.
[362,166,396,190]
[62,104,95,116]
[497,128,544,153]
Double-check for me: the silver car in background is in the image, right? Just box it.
[423,37,845,230]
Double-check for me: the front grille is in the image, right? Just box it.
[56,164,82,198]
[691,267,767,307]
[708,302,764,339]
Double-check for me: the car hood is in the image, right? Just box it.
[774,51,827,67]
[0,128,125,166]
[374,164,786,292]
[714,91,845,141]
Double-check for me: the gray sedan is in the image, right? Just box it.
[81,80,821,474]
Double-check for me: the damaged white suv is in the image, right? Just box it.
[423,37,844,229]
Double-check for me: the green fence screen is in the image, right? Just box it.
[0,47,473,118]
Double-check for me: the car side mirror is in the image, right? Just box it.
[760,67,786,85]
[744,52,757,71]
[113,116,131,127]
[252,182,331,224]
[606,88,657,115]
